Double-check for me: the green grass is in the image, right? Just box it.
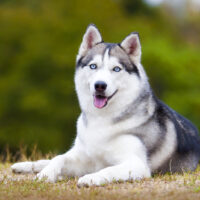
[1,163,200,200]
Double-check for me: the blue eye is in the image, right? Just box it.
[89,64,97,70]
[113,66,121,72]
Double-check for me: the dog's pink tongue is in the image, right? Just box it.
[94,96,108,109]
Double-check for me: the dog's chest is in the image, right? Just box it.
[77,117,117,158]
[77,115,142,166]
[82,121,113,154]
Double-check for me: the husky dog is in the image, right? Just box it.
[11,24,200,186]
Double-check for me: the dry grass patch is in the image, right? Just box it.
[0,163,200,200]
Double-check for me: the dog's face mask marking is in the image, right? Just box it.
[75,24,143,111]
[86,49,122,109]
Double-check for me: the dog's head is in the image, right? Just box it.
[75,24,149,114]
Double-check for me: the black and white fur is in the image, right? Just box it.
[11,24,200,186]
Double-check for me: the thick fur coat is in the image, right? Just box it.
[11,24,200,186]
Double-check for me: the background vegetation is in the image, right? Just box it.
[0,0,200,156]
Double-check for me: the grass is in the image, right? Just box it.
[0,162,200,200]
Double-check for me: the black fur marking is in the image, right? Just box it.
[76,56,84,68]
[136,94,200,168]
[146,101,167,157]
[132,96,167,158]
[148,132,165,157]
[134,122,166,158]
[102,43,117,60]
[76,55,93,69]
[106,43,117,56]
[96,40,104,45]
[119,60,140,76]
[154,100,167,131]
[156,100,200,156]
[117,44,140,77]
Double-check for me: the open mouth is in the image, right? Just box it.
[93,90,118,109]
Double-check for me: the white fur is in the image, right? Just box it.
[11,160,50,173]
[11,25,175,186]
[11,49,151,185]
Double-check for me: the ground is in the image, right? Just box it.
[0,163,200,200]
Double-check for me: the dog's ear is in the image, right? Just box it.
[120,32,141,63]
[77,24,102,58]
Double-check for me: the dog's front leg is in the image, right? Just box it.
[77,156,151,187]
[36,147,89,182]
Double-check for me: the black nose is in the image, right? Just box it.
[95,81,107,92]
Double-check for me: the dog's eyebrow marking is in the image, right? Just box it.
[76,43,108,68]
[119,59,140,77]
[76,56,83,68]
[108,44,140,77]
[76,55,94,68]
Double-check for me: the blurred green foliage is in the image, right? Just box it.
[0,0,200,154]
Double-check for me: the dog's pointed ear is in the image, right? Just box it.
[120,32,141,63]
[78,24,102,58]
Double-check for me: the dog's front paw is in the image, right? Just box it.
[36,166,60,183]
[77,173,108,187]
[11,162,33,173]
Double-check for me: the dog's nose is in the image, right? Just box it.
[94,81,107,92]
